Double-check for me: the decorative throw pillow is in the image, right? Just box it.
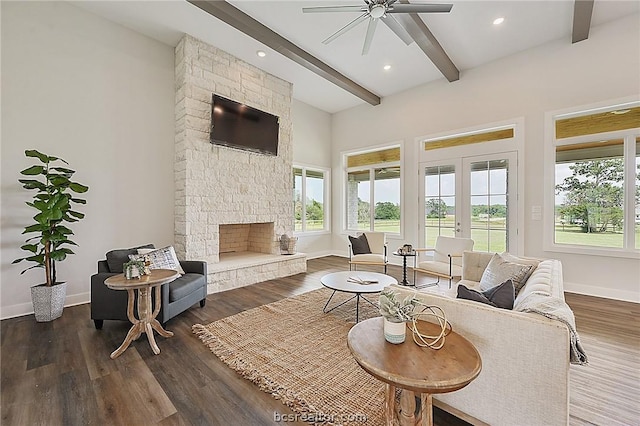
[500,252,540,286]
[129,245,185,275]
[457,280,515,310]
[105,243,155,273]
[349,234,371,255]
[479,253,533,297]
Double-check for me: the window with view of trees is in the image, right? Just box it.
[293,166,329,233]
[553,104,639,252]
[345,147,401,234]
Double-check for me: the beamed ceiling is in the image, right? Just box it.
[72,0,639,113]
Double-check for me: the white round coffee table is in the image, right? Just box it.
[320,271,398,322]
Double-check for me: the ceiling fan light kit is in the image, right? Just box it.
[304,0,453,55]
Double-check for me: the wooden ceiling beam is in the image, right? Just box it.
[396,0,460,82]
[572,0,594,43]
[187,0,381,106]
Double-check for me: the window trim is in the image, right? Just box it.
[544,99,640,259]
[293,163,331,236]
[342,143,404,238]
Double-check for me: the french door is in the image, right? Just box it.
[419,152,518,253]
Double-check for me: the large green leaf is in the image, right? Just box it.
[25,150,50,163]
[68,210,85,219]
[71,198,86,204]
[23,224,47,233]
[49,175,70,187]
[69,182,89,193]
[20,165,44,175]
[18,179,46,191]
[52,167,74,176]
[50,250,68,261]
[19,265,43,275]
[20,244,38,253]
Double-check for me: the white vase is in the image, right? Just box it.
[383,317,406,344]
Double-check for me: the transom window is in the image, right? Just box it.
[345,146,401,234]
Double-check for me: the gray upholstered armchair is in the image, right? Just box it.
[90,244,207,329]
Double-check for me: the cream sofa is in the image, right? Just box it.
[390,251,570,426]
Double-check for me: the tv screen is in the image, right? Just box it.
[210,94,279,156]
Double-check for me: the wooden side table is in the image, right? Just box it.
[347,317,482,426]
[104,269,180,359]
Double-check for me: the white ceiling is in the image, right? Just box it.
[71,0,639,113]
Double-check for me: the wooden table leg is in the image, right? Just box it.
[110,289,142,359]
[420,393,433,426]
[384,384,396,424]
[399,389,417,426]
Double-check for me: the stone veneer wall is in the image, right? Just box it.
[174,35,304,291]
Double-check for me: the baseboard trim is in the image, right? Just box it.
[1,291,90,320]
[564,281,639,303]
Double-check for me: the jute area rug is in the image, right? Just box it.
[193,288,386,425]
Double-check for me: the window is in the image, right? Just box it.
[552,104,639,253]
[293,166,329,233]
[345,146,401,234]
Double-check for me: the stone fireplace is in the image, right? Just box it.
[174,35,306,292]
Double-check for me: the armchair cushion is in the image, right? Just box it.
[417,260,463,278]
[105,243,155,273]
[351,253,385,263]
[168,273,207,302]
[349,234,371,255]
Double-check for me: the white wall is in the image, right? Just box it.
[331,14,640,302]
[1,2,176,318]
[291,99,333,257]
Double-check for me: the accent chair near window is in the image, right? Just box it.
[414,236,474,288]
[348,231,388,274]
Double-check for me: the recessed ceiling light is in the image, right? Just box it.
[383,64,391,71]
[256,50,266,58]
[493,17,505,25]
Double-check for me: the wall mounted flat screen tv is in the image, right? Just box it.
[210,94,279,156]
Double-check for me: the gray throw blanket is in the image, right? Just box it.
[517,293,588,365]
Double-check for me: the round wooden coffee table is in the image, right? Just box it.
[347,317,482,426]
[320,271,397,322]
[104,269,180,359]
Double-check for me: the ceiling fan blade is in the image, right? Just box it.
[388,3,453,13]
[322,12,370,44]
[303,5,366,13]
[382,14,413,45]
[362,18,379,55]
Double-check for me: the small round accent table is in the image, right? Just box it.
[320,271,397,322]
[104,269,180,359]
[393,251,417,286]
[347,317,482,426]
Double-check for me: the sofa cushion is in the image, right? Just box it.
[129,246,185,275]
[349,234,371,255]
[105,243,155,273]
[168,274,206,302]
[457,279,515,309]
[479,253,533,296]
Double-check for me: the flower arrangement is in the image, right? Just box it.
[379,289,419,323]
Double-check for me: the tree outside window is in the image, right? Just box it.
[293,166,328,233]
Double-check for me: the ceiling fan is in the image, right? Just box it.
[302,0,453,55]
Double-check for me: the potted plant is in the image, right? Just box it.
[12,150,88,322]
[379,289,419,344]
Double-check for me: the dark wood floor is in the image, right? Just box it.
[1,256,638,425]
